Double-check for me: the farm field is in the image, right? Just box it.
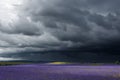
[0,63,120,80]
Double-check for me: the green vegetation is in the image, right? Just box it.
[115,61,120,64]
[0,61,31,66]
[0,61,120,66]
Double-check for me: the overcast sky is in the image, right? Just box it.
[0,0,120,62]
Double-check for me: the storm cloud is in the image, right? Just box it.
[0,0,120,61]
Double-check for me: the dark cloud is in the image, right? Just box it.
[23,0,120,47]
[0,0,120,62]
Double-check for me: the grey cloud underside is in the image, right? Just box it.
[0,0,120,55]
[1,52,120,62]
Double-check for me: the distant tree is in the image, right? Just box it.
[115,60,120,64]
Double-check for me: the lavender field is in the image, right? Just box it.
[0,64,120,80]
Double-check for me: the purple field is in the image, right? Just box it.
[0,64,120,80]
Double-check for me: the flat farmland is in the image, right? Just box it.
[0,64,120,80]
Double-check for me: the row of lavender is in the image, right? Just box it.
[0,64,120,80]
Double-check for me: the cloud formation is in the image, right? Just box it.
[0,0,120,59]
